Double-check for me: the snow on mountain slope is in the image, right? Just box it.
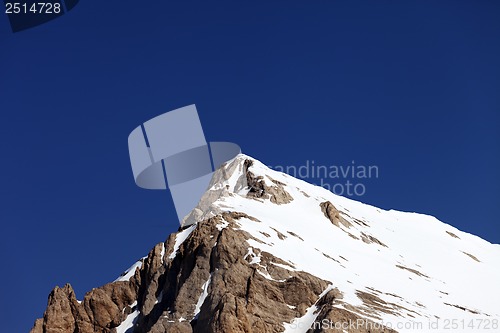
[178,154,500,332]
[31,154,499,333]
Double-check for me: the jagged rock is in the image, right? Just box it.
[32,276,138,333]
[31,319,43,333]
[43,284,77,333]
[31,213,330,333]
[244,159,293,205]
[320,201,351,228]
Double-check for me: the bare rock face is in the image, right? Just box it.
[181,158,273,227]
[31,211,395,333]
[31,277,139,333]
[320,201,352,229]
[31,319,43,333]
[244,160,293,205]
[43,284,77,333]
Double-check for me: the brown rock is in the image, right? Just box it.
[320,201,352,229]
[31,318,43,333]
[30,211,387,333]
[43,284,77,333]
[244,160,293,205]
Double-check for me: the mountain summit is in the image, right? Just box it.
[31,155,500,333]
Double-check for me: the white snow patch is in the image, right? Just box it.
[169,224,196,259]
[122,300,138,314]
[283,285,335,332]
[244,247,261,265]
[114,260,143,282]
[160,243,165,264]
[257,269,274,281]
[216,220,229,231]
[193,274,212,318]
[116,309,139,333]
[271,261,296,271]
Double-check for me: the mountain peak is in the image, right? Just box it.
[181,154,294,227]
[31,154,500,333]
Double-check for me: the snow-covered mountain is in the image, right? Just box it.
[31,155,500,333]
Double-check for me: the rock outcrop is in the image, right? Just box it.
[319,201,351,229]
[244,160,293,205]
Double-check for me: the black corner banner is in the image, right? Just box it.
[4,0,79,32]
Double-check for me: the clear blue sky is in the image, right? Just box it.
[0,1,499,332]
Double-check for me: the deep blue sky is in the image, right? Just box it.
[1,1,499,332]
